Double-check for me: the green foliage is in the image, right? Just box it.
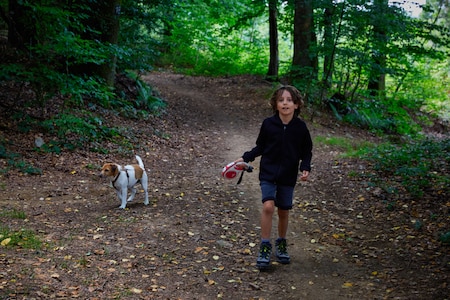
[123,71,167,114]
[0,142,42,175]
[61,75,116,108]
[360,138,450,199]
[0,0,152,115]
[439,231,450,245]
[40,111,121,151]
[0,1,118,106]
[0,209,26,219]
[390,59,450,123]
[0,0,448,162]
[331,95,423,136]
[155,0,269,76]
[314,135,374,157]
[0,223,43,250]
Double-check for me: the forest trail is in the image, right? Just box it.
[143,72,384,299]
[0,72,446,299]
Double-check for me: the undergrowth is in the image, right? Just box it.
[0,142,42,175]
[359,137,449,199]
[313,135,374,157]
[0,209,43,250]
[0,71,165,166]
[316,134,449,202]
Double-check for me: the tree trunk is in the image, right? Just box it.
[367,0,388,96]
[292,0,318,85]
[322,0,334,88]
[69,0,121,86]
[266,0,279,80]
[99,0,121,86]
[7,0,36,49]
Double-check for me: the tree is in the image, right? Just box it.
[320,0,346,90]
[321,0,335,89]
[96,0,122,86]
[291,0,318,93]
[69,0,122,86]
[6,0,36,49]
[367,0,389,95]
[267,0,279,80]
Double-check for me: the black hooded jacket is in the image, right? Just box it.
[242,113,312,187]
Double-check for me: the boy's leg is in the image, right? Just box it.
[257,182,277,269]
[276,208,291,264]
[261,200,275,239]
[275,185,293,264]
[277,208,289,238]
[257,200,275,269]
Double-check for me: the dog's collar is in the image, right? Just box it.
[111,169,130,189]
[112,172,120,188]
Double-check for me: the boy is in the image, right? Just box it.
[235,85,312,269]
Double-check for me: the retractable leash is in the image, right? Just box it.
[221,162,253,184]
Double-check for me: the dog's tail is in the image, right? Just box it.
[135,155,145,169]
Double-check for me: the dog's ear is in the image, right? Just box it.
[110,164,120,177]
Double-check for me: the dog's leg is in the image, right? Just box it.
[142,174,149,206]
[143,188,149,206]
[116,190,122,204]
[128,187,137,202]
[119,188,128,209]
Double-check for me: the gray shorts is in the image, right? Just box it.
[260,181,294,210]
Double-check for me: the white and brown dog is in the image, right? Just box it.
[100,155,149,209]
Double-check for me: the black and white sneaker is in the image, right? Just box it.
[275,238,290,264]
[256,242,272,269]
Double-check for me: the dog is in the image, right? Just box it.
[100,155,149,209]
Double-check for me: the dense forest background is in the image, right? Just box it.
[1,0,449,128]
[0,0,449,202]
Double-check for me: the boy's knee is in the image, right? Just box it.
[262,199,275,214]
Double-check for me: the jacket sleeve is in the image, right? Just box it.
[242,122,265,162]
[299,127,313,172]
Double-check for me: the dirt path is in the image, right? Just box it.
[1,72,447,299]
[142,72,374,299]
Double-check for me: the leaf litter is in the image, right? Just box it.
[0,72,448,299]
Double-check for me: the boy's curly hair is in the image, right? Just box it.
[269,85,305,117]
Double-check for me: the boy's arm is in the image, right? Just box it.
[240,122,266,162]
[299,127,313,172]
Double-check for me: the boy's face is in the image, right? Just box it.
[277,90,299,118]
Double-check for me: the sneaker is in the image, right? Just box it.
[275,238,290,264]
[256,242,272,269]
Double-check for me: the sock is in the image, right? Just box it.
[261,238,271,244]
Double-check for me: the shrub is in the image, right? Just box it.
[0,142,42,175]
[361,138,449,199]
[40,111,122,151]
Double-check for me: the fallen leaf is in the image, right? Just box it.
[130,287,142,294]
[342,282,353,288]
[1,238,11,246]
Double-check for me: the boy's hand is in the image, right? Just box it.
[299,170,309,181]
